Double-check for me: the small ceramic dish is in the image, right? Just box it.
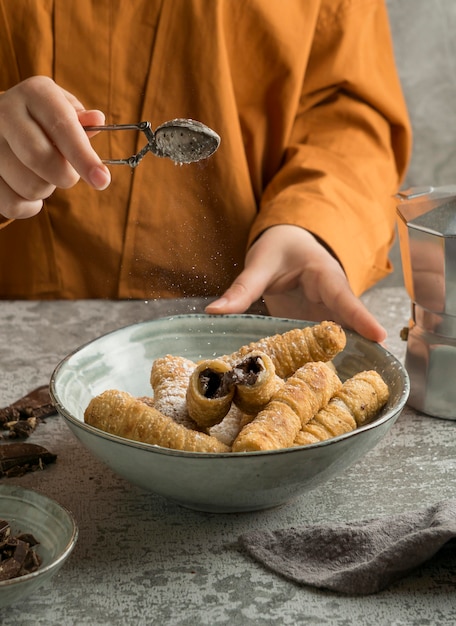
[0,484,78,608]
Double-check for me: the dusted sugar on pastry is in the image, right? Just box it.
[208,404,246,447]
[231,350,283,414]
[150,354,197,429]
[227,321,346,378]
[294,370,390,446]
[186,359,235,429]
[232,361,342,452]
[84,389,230,453]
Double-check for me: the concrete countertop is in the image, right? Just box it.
[0,290,455,626]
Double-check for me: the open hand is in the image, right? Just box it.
[206,225,387,342]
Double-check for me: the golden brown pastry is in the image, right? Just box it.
[138,396,155,408]
[233,400,301,453]
[226,321,346,378]
[334,369,390,427]
[293,370,389,446]
[232,361,342,452]
[186,359,235,428]
[84,389,230,453]
[231,350,283,414]
[150,354,197,429]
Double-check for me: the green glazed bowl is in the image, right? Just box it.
[50,315,409,513]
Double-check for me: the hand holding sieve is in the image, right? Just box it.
[83,118,221,168]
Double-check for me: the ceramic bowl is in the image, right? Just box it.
[0,485,78,608]
[50,315,409,513]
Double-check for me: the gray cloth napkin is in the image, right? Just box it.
[239,499,456,595]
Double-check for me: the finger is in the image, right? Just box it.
[3,79,110,190]
[343,300,387,343]
[77,109,106,138]
[36,98,111,189]
[63,92,106,138]
[0,176,44,219]
[205,264,272,314]
[264,293,335,323]
[319,279,387,342]
[0,137,57,202]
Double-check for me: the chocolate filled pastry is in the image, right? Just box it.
[226,321,346,378]
[150,355,197,429]
[231,351,283,414]
[186,359,235,429]
[232,361,342,452]
[293,370,390,446]
[84,389,230,453]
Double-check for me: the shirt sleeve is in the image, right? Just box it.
[249,0,412,295]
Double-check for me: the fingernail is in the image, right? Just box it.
[90,165,111,190]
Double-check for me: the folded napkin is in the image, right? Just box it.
[239,499,456,594]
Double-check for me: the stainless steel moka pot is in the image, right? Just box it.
[396,185,456,419]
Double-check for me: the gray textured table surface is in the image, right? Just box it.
[0,290,455,626]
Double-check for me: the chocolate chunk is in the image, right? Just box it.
[0,520,42,581]
[4,417,39,439]
[0,442,57,477]
[0,385,56,427]
[0,519,10,540]
[16,533,39,548]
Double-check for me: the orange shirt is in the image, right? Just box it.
[0,0,411,299]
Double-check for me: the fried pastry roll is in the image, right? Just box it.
[186,359,235,429]
[150,354,197,429]
[233,401,300,453]
[293,370,389,446]
[226,321,346,378]
[335,369,390,427]
[138,396,155,408]
[208,404,246,447]
[232,361,342,452]
[85,389,230,453]
[231,350,283,414]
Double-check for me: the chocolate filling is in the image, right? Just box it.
[199,369,234,399]
[232,355,264,386]
[198,356,264,398]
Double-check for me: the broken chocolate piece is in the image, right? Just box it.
[0,442,57,478]
[4,417,39,439]
[0,520,42,580]
[0,385,56,427]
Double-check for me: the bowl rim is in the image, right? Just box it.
[0,485,78,590]
[49,313,410,459]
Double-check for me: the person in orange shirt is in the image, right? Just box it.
[0,1,411,342]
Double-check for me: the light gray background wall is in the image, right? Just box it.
[381,2,456,285]
[387,0,456,188]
